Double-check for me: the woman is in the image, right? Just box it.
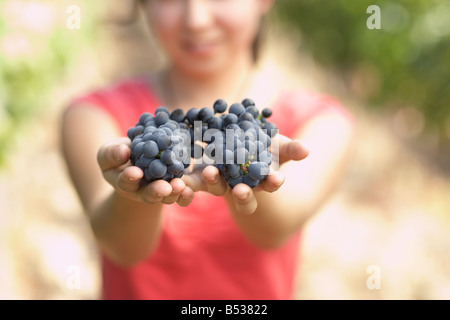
[61,0,354,299]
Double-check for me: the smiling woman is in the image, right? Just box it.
[61,0,355,300]
[140,0,269,78]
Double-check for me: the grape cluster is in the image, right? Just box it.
[127,107,191,184]
[127,98,278,188]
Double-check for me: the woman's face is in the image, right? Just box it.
[143,0,272,77]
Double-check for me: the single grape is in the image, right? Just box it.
[248,161,270,181]
[179,122,190,130]
[141,133,153,142]
[131,137,143,150]
[229,103,245,116]
[243,140,257,156]
[264,122,278,137]
[186,108,200,125]
[168,160,184,175]
[139,155,153,168]
[161,172,175,182]
[227,176,244,188]
[245,106,259,118]
[155,112,169,126]
[134,141,145,158]
[157,135,171,150]
[225,123,240,131]
[160,149,176,165]
[149,159,167,179]
[127,127,137,140]
[234,147,250,164]
[255,140,265,154]
[170,108,185,123]
[222,148,234,164]
[243,175,259,188]
[144,118,156,128]
[163,121,179,132]
[198,107,214,123]
[261,108,272,118]
[238,112,254,123]
[258,150,273,165]
[155,106,170,115]
[134,125,145,137]
[213,99,227,114]
[241,98,255,108]
[139,112,153,125]
[238,120,254,131]
[207,116,223,130]
[161,126,173,136]
[223,113,238,126]
[224,163,240,179]
[144,168,152,181]
[143,140,159,158]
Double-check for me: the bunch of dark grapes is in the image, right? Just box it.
[127,98,278,188]
[127,107,191,184]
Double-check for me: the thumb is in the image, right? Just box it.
[97,137,131,171]
[272,134,309,166]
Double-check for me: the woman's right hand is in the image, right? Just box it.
[97,137,194,206]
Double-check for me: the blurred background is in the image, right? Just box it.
[0,0,449,299]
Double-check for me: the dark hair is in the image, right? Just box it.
[252,17,266,63]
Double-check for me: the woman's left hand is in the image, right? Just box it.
[182,134,309,214]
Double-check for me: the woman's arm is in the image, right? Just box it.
[226,110,355,249]
[61,105,194,267]
[183,109,354,249]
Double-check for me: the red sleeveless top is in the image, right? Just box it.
[71,77,352,300]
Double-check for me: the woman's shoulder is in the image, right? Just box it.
[251,64,352,122]
[71,76,158,105]
[67,75,161,134]
[265,88,353,138]
[274,88,351,118]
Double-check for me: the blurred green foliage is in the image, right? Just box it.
[0,1,96,166]
[273,0,450,135]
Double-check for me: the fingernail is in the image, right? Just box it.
[238,191,249,200]
[114,146,121,162]
[208,176,218,184]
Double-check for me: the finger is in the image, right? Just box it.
[176,186,195,207]
[161,178,186,205]
[231,183,258,215]
[98,138,131,171]
[257,171,285,193]
[181,171,207,193]
[202,165,228,196]
[276,136,309,165]
[116,166,144,193]
[139,179,173,204]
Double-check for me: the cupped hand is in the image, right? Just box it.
[97,137,194,206]
[182,134,309,214]
[230,135,309,214]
